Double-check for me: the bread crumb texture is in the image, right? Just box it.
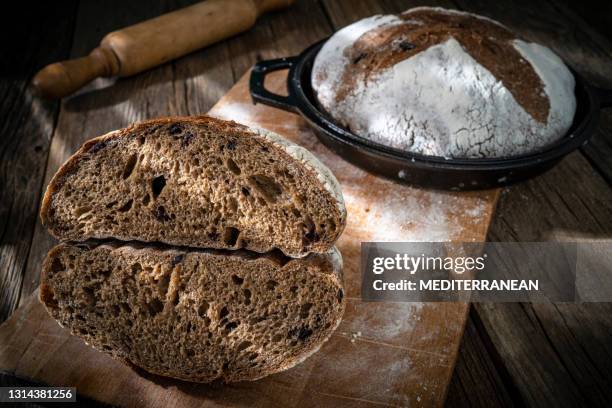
[40,243,345,383]
[41,117,346,258]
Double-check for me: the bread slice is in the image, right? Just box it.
[40,242,345,383]
[40,116,346,258]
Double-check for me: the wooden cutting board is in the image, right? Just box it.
[0,70,499,407]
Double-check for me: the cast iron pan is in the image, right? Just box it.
[249,39,612,190]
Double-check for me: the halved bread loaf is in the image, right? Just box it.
[40,116,346,257]
[40,242,345,383]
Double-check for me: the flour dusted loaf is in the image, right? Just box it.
[312,7,576,158]
[41,116,346,258]
[40,242,344,382]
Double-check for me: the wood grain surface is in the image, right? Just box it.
[448,0,612,406]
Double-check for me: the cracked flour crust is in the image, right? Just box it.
[312,7,576,159]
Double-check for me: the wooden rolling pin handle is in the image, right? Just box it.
[32,46,120,100]
[31,0,295,99]
[255,0,295,14]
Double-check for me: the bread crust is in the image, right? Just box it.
[312,6,576,158]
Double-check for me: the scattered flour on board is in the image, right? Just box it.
[342,186,487,242]
[211,101,261,127]
[211,101,305,134]
[341,302,424,341]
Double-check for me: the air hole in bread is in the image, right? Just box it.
[154,206,171,222]
[225,321,239,333]
[40,285,58,309]
[171,255,184,266]
[291,326,313,342]
[327,219,337,232]
[231,275,244,285]
[168,123,183,135]
[151,175,166,199]
[228,197,238,213]
[122,153,138,179]
[237,341,251,351]
[266,280,278,291]
[300,303,313,319]
[142,194,151,206]
[337,289,344,303]
[222,227,240,247]
[158,274,170,297]
[226,158,241,175]
[80,287,96,307]
[301,217,317,244]
[74,206,91,218]
[197,301,209,318]
[250,315,266,325]
[120,302,132,313]
[247,175,283,204]
[219,306,229,320]
[111,304,120,317]
[50,257,65,273]
[118,199,133,212]
[242,289,251,305]
[147,298,164,317]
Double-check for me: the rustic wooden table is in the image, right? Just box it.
[1,0,611,406]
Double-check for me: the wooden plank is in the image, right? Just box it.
[320,0,457,28]
[0,1,78,323]
[545,0,612,185]
[445,308,517,408]
[477,155,612,407]
[451,1,612,406]
[556,0,612,42]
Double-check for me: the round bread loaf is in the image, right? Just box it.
[312,7,576,158]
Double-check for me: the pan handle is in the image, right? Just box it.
[250,57,299,113]
[595,86,612,108]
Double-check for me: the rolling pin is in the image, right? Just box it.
[32,0,294,99]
